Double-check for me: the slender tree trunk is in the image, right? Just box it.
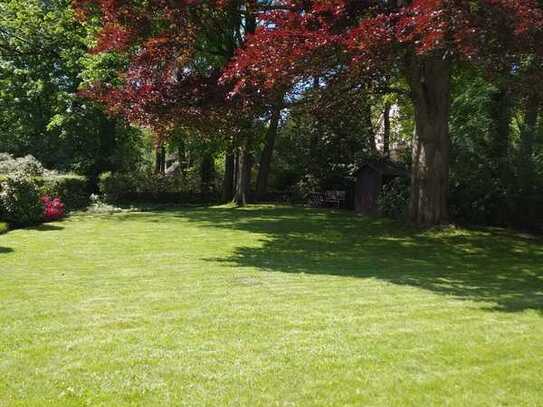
[155,143,166,175]
[519,94,540,190]
[233,148,239,194]
[155,145,161,175]
[383,102,391,159]
[244,151,253,197]
[407,54,451,226]
[222,141,235,202]
[200,152,215,196]
[233,136,251,206]
[364,104,377,154]
[489,86,512,163]
[256,107,281,199]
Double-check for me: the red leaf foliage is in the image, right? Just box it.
[74,0,543,135]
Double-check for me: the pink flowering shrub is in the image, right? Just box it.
[41,196,65,222]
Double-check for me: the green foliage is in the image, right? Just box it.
[0,0,148,179]
[0,154,90,211]
[0,222,8,234]
[0,153,45,177]
[378,178,410,221]
[275,99,373,192]
[293,174,321,200]
[99,171,188,202]
[448,68,543,228]
[36,175,90,211]
[0,174,42,226]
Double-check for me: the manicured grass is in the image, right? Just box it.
[1,205,542,406]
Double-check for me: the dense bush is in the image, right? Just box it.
[0,222,8,235]
[98,171,213,203]
[0,175,43,226]
[0,154,89,212]
[378,178,410,221]
[36,175,90,211]
[0,153,45,177]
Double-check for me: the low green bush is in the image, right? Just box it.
[378,177,410,221]
[0,175,43,226]
[0,222,8,235]
[36,175,90,211]
[99,171,188,202]
[0,153,44,177]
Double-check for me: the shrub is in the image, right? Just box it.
[0,175,43,226]
[98,171,202,203]
[36,175,90,211]
[294,174,321,201]
[0,154,44,177]
[0,222,8,235]
[41,196,65,221]
[378,177,410,221]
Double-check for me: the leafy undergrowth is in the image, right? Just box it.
[0,205,542,406]
[0,221,8,235]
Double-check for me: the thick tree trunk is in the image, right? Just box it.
[222,142,235,202]
[232,136,251,206]
[256,107,281,199]
[407,54,451,226]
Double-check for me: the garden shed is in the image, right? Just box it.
[354,160,408,215]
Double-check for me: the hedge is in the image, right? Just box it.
[35,175,90,211]
[1,174,90,213]
[98,172,219,204]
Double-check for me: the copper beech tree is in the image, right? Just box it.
[73,0,266,205]
[75,0,543,225]
[223,0,543,225]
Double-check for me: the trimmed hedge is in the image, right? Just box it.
[99,172,219,204]
[1,175,90,210]
[35,175,90,211]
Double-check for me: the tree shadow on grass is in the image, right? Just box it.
[113,206,543,313]
[0,247,14,254]
[26,223,64,232]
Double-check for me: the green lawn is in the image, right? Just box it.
[1,205,542,406]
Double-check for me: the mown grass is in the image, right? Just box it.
[0,205,542,406]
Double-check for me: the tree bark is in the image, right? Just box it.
[222,141,235,202]
[407,54,451,226]
[519,94,540,189]
[232,136,251,206]
[200,152,215,196]
[256,107,281,199]
[383,102,391,159]
[244,151,253,197]
[179,145,190,180]
[155,143,166,175]
[489,86,512,163]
